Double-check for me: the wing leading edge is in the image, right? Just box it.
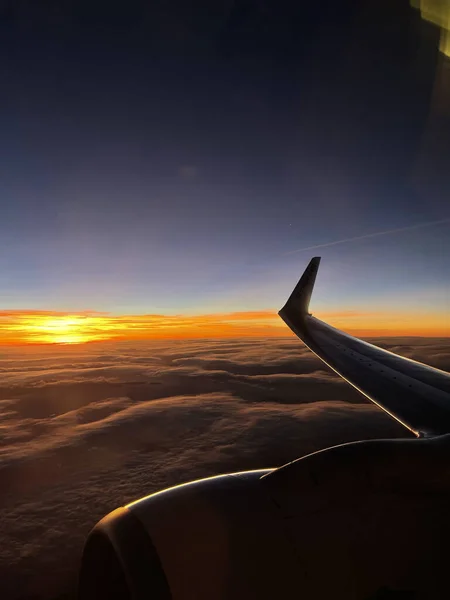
[279,258,450,437]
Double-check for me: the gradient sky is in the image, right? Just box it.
[1,0,449,340]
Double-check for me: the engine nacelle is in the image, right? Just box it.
[78,469,301,599]
[79,436,450,599]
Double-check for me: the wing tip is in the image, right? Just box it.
[279,256,321,318]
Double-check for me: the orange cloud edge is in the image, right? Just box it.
[0,309,448,345]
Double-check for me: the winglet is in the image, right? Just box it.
[279,257,321,319]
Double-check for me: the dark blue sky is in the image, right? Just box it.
[1,0,449,317]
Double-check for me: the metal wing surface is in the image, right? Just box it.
[279,257,450,437]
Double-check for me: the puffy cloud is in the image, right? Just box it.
[371,337,450,372]
[0,337,448,599]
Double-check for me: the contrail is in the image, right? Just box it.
[283,217,450,256]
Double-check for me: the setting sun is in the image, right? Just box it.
[28,317,90,344]
[1,313,117,345]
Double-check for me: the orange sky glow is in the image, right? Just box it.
[0,309,448,345]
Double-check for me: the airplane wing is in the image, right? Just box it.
[279,257,450,437]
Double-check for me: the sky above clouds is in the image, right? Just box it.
[0,0,449,332]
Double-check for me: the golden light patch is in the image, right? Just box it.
[412,0,450,57]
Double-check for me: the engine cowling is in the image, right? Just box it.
[78,469,302,599]
[79,436,450,599]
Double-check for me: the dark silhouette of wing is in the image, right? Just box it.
[279,258,450,437]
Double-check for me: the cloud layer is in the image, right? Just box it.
[0,337,449,599]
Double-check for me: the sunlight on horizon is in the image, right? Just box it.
[3,315,117,345]
[0,309,448,345]
[0,311,286,345]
